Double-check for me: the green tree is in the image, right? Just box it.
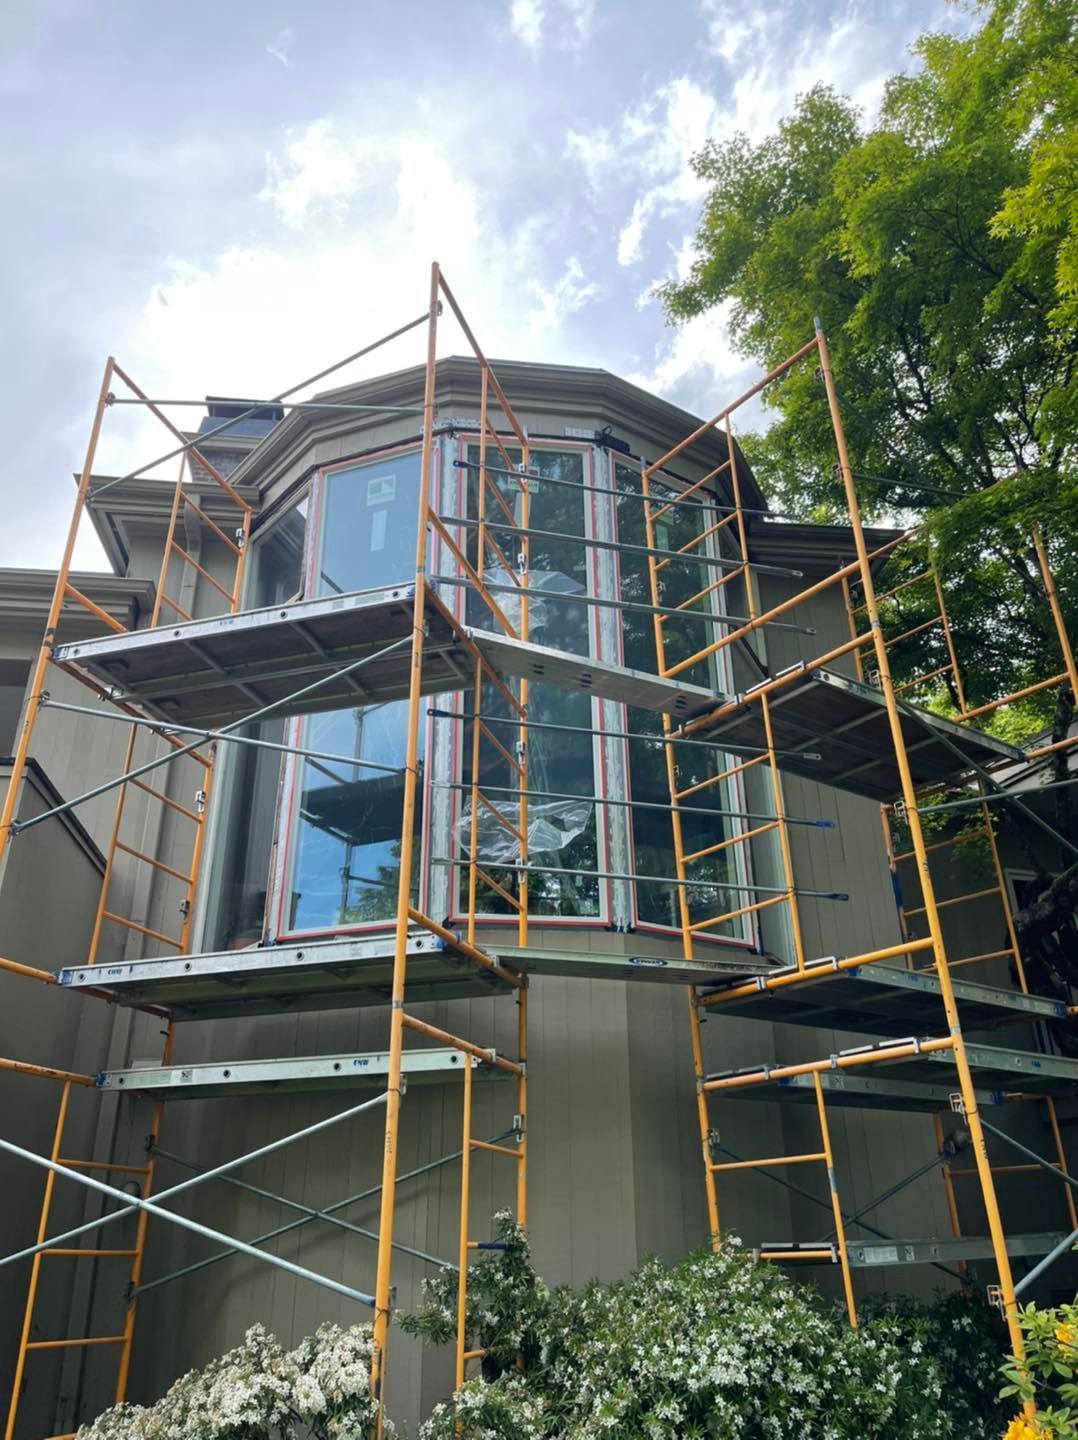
[660,0,1077,722]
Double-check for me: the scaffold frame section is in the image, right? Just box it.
[2,261,1076,1432]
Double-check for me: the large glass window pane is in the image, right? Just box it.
[458,446,599,919]
[202,493,308,950]
[317,452,421,595]
[615,461,747,940]
[249,495,308,608]
[279,452,423,935]
[282,703,416,932]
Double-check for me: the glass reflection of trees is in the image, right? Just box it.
[461,447,600,918]
[615,462,745,940]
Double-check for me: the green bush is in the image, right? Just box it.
[402,1212,1008,1439]
[1000,1298,1078,1436]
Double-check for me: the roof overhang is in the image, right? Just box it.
[0,568,155,642]
[83,475,258,575]
[224,355,768,514]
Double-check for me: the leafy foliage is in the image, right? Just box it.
[1000,1298,1078,1436]
[660,0,1077,727]
[404,1214,1008,1439]
[75,1323,389,1440]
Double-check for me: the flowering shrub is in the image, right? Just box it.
[403,1212,1008,1439]
[75,1322,390,1440]
[1000,1299,1078,1437]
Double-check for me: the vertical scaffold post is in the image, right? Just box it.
[370,261,441,1431]
[638,465,721,1247]
[1031,524,1078,708]
[815,321,1029,1377]
[724,414,806,974]
[0,359,115,872]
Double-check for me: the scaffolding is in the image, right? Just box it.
[0,262,1075,1437]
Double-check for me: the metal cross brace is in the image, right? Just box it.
[0,1091,389,1272]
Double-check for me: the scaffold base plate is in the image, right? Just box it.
[97,1046,498,1098]
[57,931,518,1019]
[52,585,473,728]
[703,960,1066,1035]
[690,667,1025,802]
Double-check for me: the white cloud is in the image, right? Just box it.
[510,0,544,49]
[508,0,597,51]
[89,122,602,496]
[266,25,295,69]
[563,0,597,41]
[564,126,614,191]
[258,118,369,227]
[526,255,601,332]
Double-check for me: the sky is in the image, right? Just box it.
[0,0,972,571]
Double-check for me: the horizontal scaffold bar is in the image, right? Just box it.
[90,310,429,503]
[430,573,816,634]
[918,775,1078,815]
[452,457,778,521]
[432,777,832,827]
[40,698,404,777]
[432,855,847,902]
[426,705,822,763]
[697,938,937,1006]
[704,1036,956,1092]
[12,634,412,837]
[106,397,426,415]
[896,695,1078,859]
[436,513,802,579]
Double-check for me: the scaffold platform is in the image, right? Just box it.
[58,931,520,1018]
[723,1069,1005,1113]
[757,1234,1067,1268]
[51,584,472,727]
[492,943,768,986]
[691,666,1025,801]
[97,1045,499,1099]
[703,959,1066,1035]
[710,1040,1078,1100]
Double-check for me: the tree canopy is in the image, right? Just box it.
[661,0,1077,735]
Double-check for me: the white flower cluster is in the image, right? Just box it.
[411,1233,1004,1440]
[75,1322,392,1440]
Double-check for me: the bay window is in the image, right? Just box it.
[198,432,760,953]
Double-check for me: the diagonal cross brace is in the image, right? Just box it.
[0,1091,389,1272]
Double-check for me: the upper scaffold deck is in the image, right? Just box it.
[51,584,470,727]
[703,958,1066,1035]
[49,587,724,729]
[689,666,1025,802]
[57,931,768,1019]
[58,931,519,1018]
